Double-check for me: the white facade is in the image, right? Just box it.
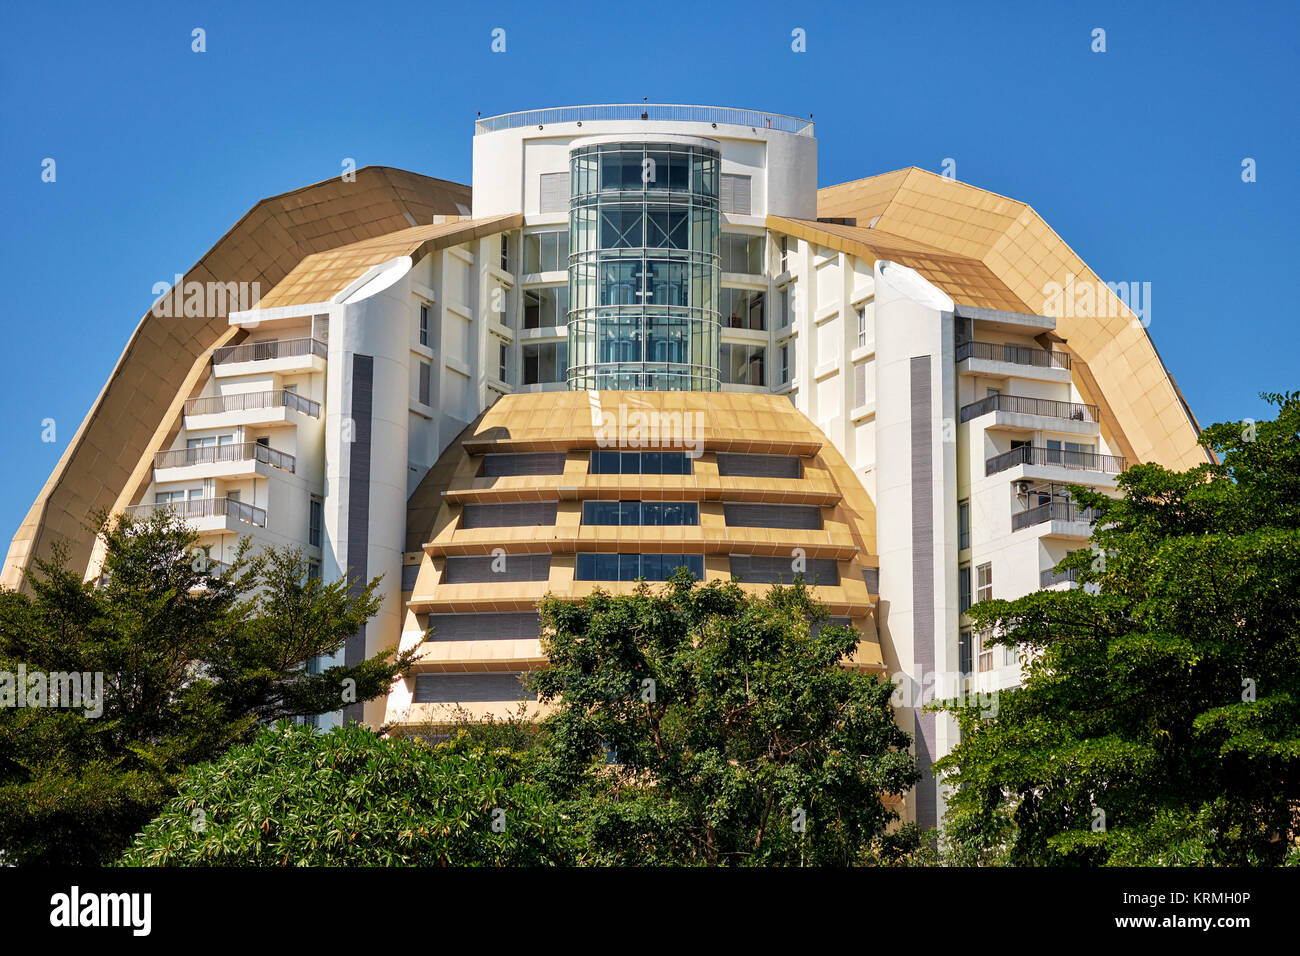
[131,105,1129,819]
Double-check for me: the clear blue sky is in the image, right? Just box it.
[1,0,1295,546]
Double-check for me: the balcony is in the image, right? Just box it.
[986,445,1126,477]
[961,393,1099,424]
[184,389,321,429]
[212,337,327,376]
[1012,500,1101,533]
[1040,566,1080,588]
[956,340,1071,369]
[125,496,267,530]
[153,441,295,481]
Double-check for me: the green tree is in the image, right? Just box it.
[936,391,1300,866]
[531,573,918,865]
[120,722,569,866]
[0,510,417,865]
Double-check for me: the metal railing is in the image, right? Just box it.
[1012,500,1102,531]
[1040,566,1080,588]
[986,445,1127,476]
[212,337,327,366]
[125,497,267,527]
[955,340,1071,370]
[475,104,815,136]
[185,388,321,418]
[154,441,295,473]
[960,393,1099,423]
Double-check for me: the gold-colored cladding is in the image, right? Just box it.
[2,167,472,591]
[258,213,524,310]
[392,391,884,727]
[812,166,1209,471]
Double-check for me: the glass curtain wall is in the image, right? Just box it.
[567,141,720,390]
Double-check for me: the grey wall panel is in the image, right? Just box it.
[716,453,800,478]
[343,354,373,724]
[443,554,551,583]
[910,355,937,829]
[413,672,536,703]
[723,502,821,530]
[427,612,541,642]
[462,501,558,528]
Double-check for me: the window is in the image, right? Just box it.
[779,341,792,385]
[719,288,765,330]
[1047,439,1095,466]
[309,496,322,548]
[589,450,693,475]
[539,172,567,213]
[719,173,752,214]
[777,285,793,328]
[419,304,430,347]
[575,553,703,581]
[418,361,431,406]
[719,233,764,274]
[523,231,569,273]
[958,499,970,551]
[523,286,568,328]
[976,562,993,603]
[307,561,321,581]
[780,236,790,272]
[582,501,699,526]
[856,304,867,347]
[720,343,766,386]
[500,234,509,271]
[499,341,508,383]
[958,562,971,613]
[959,627,973,676]
[977,629,995,672]
[522,341,567,385]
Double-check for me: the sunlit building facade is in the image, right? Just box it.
[3,105,1209,827]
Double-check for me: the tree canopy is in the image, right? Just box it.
[531,573,919,865]
[936,391,1300,866]
[0,511,415,864]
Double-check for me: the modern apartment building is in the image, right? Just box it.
[3,105,1209,827]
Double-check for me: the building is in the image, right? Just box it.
[2,104,1209,827]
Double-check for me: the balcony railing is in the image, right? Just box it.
[986,445,1127,476]
[125,497,267,527]
[960,393,1099,424]
[185,389,321,418]
[212,337,327,366]
[955,340,1071,370]
[475,104,815,135]
[1040,566,1080,588]
[1012,500,1102,532]
[154,441,295,473]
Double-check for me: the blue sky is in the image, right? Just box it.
[1,0,1296,545]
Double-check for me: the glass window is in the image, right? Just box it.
[958,499,970,551]
[976,562,993,603]
[419,304,430,347]
[958,562,971,613]
[720,234,764,274]
[522,341,568,385]
[309,497,322,548]
[588,451,692,474]
[720,288,765,330]
[524,231,569,273]
[720,343,766,386]
[856,304,867,347]
[524,286,568,328]
[418,361,431,405]
[959,627,973,675]
[499,341,508,382]
[574,552,703,581]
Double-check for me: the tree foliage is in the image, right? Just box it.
[531,573,918,865]
[936,391,1300,865]
[0,510,416,864]
[120,722,568,866]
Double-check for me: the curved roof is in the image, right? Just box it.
[2,167,471,590]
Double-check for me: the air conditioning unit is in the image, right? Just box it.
[1014,480,1032,496]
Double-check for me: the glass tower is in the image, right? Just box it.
[566,140,720,390]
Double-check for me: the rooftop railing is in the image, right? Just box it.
[185,388,321,418]
[961,393,1099,424]
[154,441,295,473]
[987,445,1127,476]
[212,337,327,366]
[475,104,815,136]
[1012,500,1102,532]
[955,340,1071,370]
[125,497,267,527]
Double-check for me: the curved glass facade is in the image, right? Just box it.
[567,141,720,391]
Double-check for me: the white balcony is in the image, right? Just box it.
[212,337,327,378]
[183,389,321,431]
[125,497,267,535]
[153,441,295,483]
